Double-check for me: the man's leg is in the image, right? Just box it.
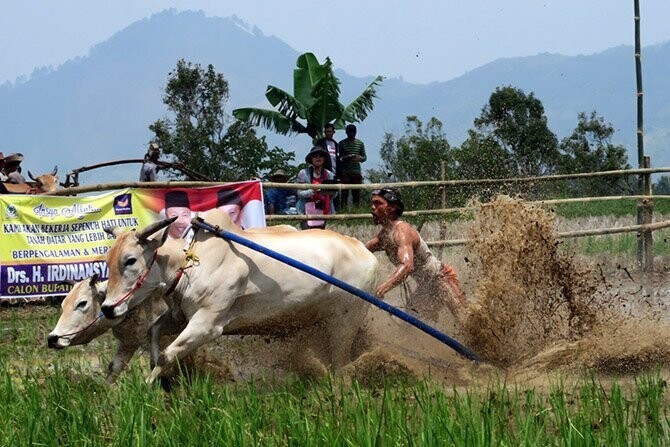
[351,173,363,207]
[340,173,352,210]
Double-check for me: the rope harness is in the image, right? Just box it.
[108,251,158,309]
[164,228,200,296]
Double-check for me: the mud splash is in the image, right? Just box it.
[461,196,598,366]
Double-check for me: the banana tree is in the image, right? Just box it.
[233,53,383,140]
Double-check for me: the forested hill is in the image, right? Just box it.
[1,9,668,182]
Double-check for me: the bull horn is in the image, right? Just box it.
[89,273,99,287]
[103,226,127,238]
[51,165,58,176]
[28,170,37,181]
[136,217,178,242]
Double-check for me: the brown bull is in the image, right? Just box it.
[2,166,59,194]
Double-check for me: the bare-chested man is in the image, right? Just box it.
[365,187,467,321]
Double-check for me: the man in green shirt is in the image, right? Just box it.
[338,124,367,209]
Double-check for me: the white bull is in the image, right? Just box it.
[100,209,378,384]
[47,225,298,383]
[47,275,170,383]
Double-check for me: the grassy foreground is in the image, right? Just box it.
[1,306,670,446]
[1,357,669,446]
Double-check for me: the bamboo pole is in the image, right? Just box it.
[45,166,670,197]
[634,0,646,268]
[426,220,670,248]
[642,156,654,272]
[266,195,670,222]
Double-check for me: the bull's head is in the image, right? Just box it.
[28,166,59,193]
[100,217,176,320]
[47,274,110,349]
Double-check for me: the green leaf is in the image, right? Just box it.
[294,53,326,107]
[232,107,307,136]
[265,86,307,120]
[341,75,384,123]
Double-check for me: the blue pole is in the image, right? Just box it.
[192,218,480,363]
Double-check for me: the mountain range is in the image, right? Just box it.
[1,9,668,184]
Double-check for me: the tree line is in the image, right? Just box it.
[148,54,666,209]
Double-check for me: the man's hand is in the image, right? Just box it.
[375,282,392,300]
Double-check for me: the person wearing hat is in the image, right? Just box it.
[216,187,244,228]
[163,190,193,239]
[365,187,468,323]
[0,152,6,182]
[139,143,161,182]
[296,146,337,230]
[264,169,293,215]
[3,153,27,184]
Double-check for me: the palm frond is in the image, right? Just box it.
[340,75,384,123]
[309,68,343,132]
[294,53,327,107]
[232,108,307,136]
[265,85,307,120]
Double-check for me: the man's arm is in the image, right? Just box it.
[365,235,381,252]
[375,228,416,299]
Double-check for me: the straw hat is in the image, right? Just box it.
[305,146,329,164]
[269,169,288,182]
[4,153,24,164]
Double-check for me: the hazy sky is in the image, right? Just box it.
[2,1,670,85]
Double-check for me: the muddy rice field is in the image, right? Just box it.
[4,197,670,389]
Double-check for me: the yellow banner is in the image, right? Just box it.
[0,181,265,298]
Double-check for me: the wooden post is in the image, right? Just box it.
[634,0,645,269]
[642,156,654,272]
[439,161,447,259]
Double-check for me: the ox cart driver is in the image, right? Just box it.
[365,187,468,323]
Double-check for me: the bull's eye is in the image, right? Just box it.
[76,300,87,310]
[125,257,137,267]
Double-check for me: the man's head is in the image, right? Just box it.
[164,190,191,239]
[371,187,405,224]
[4,153,24,172]
[147,143,160,161]
[324,123,335,140]
[305,145,329,166]
[345,124,357,139]
[269,169,288,183]
[216,188,243,226]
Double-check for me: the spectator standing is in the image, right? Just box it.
[264,169,292,215]
[139,143,160,182]
[338,124,367,209]
[296,146,337,230]
[315,123,340,180]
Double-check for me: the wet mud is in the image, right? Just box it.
[195,196,670,388]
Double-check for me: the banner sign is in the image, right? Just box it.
[0,181,264,299]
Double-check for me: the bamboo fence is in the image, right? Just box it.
[45,165,670,271]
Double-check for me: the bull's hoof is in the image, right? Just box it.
[159,376,173,392]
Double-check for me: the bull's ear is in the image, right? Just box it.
[28,170,37,181]
[104,226,125,238]
[89,273,99,287]
[136,217,178,242]
[93,281,107,303]
[51,165,58,176]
